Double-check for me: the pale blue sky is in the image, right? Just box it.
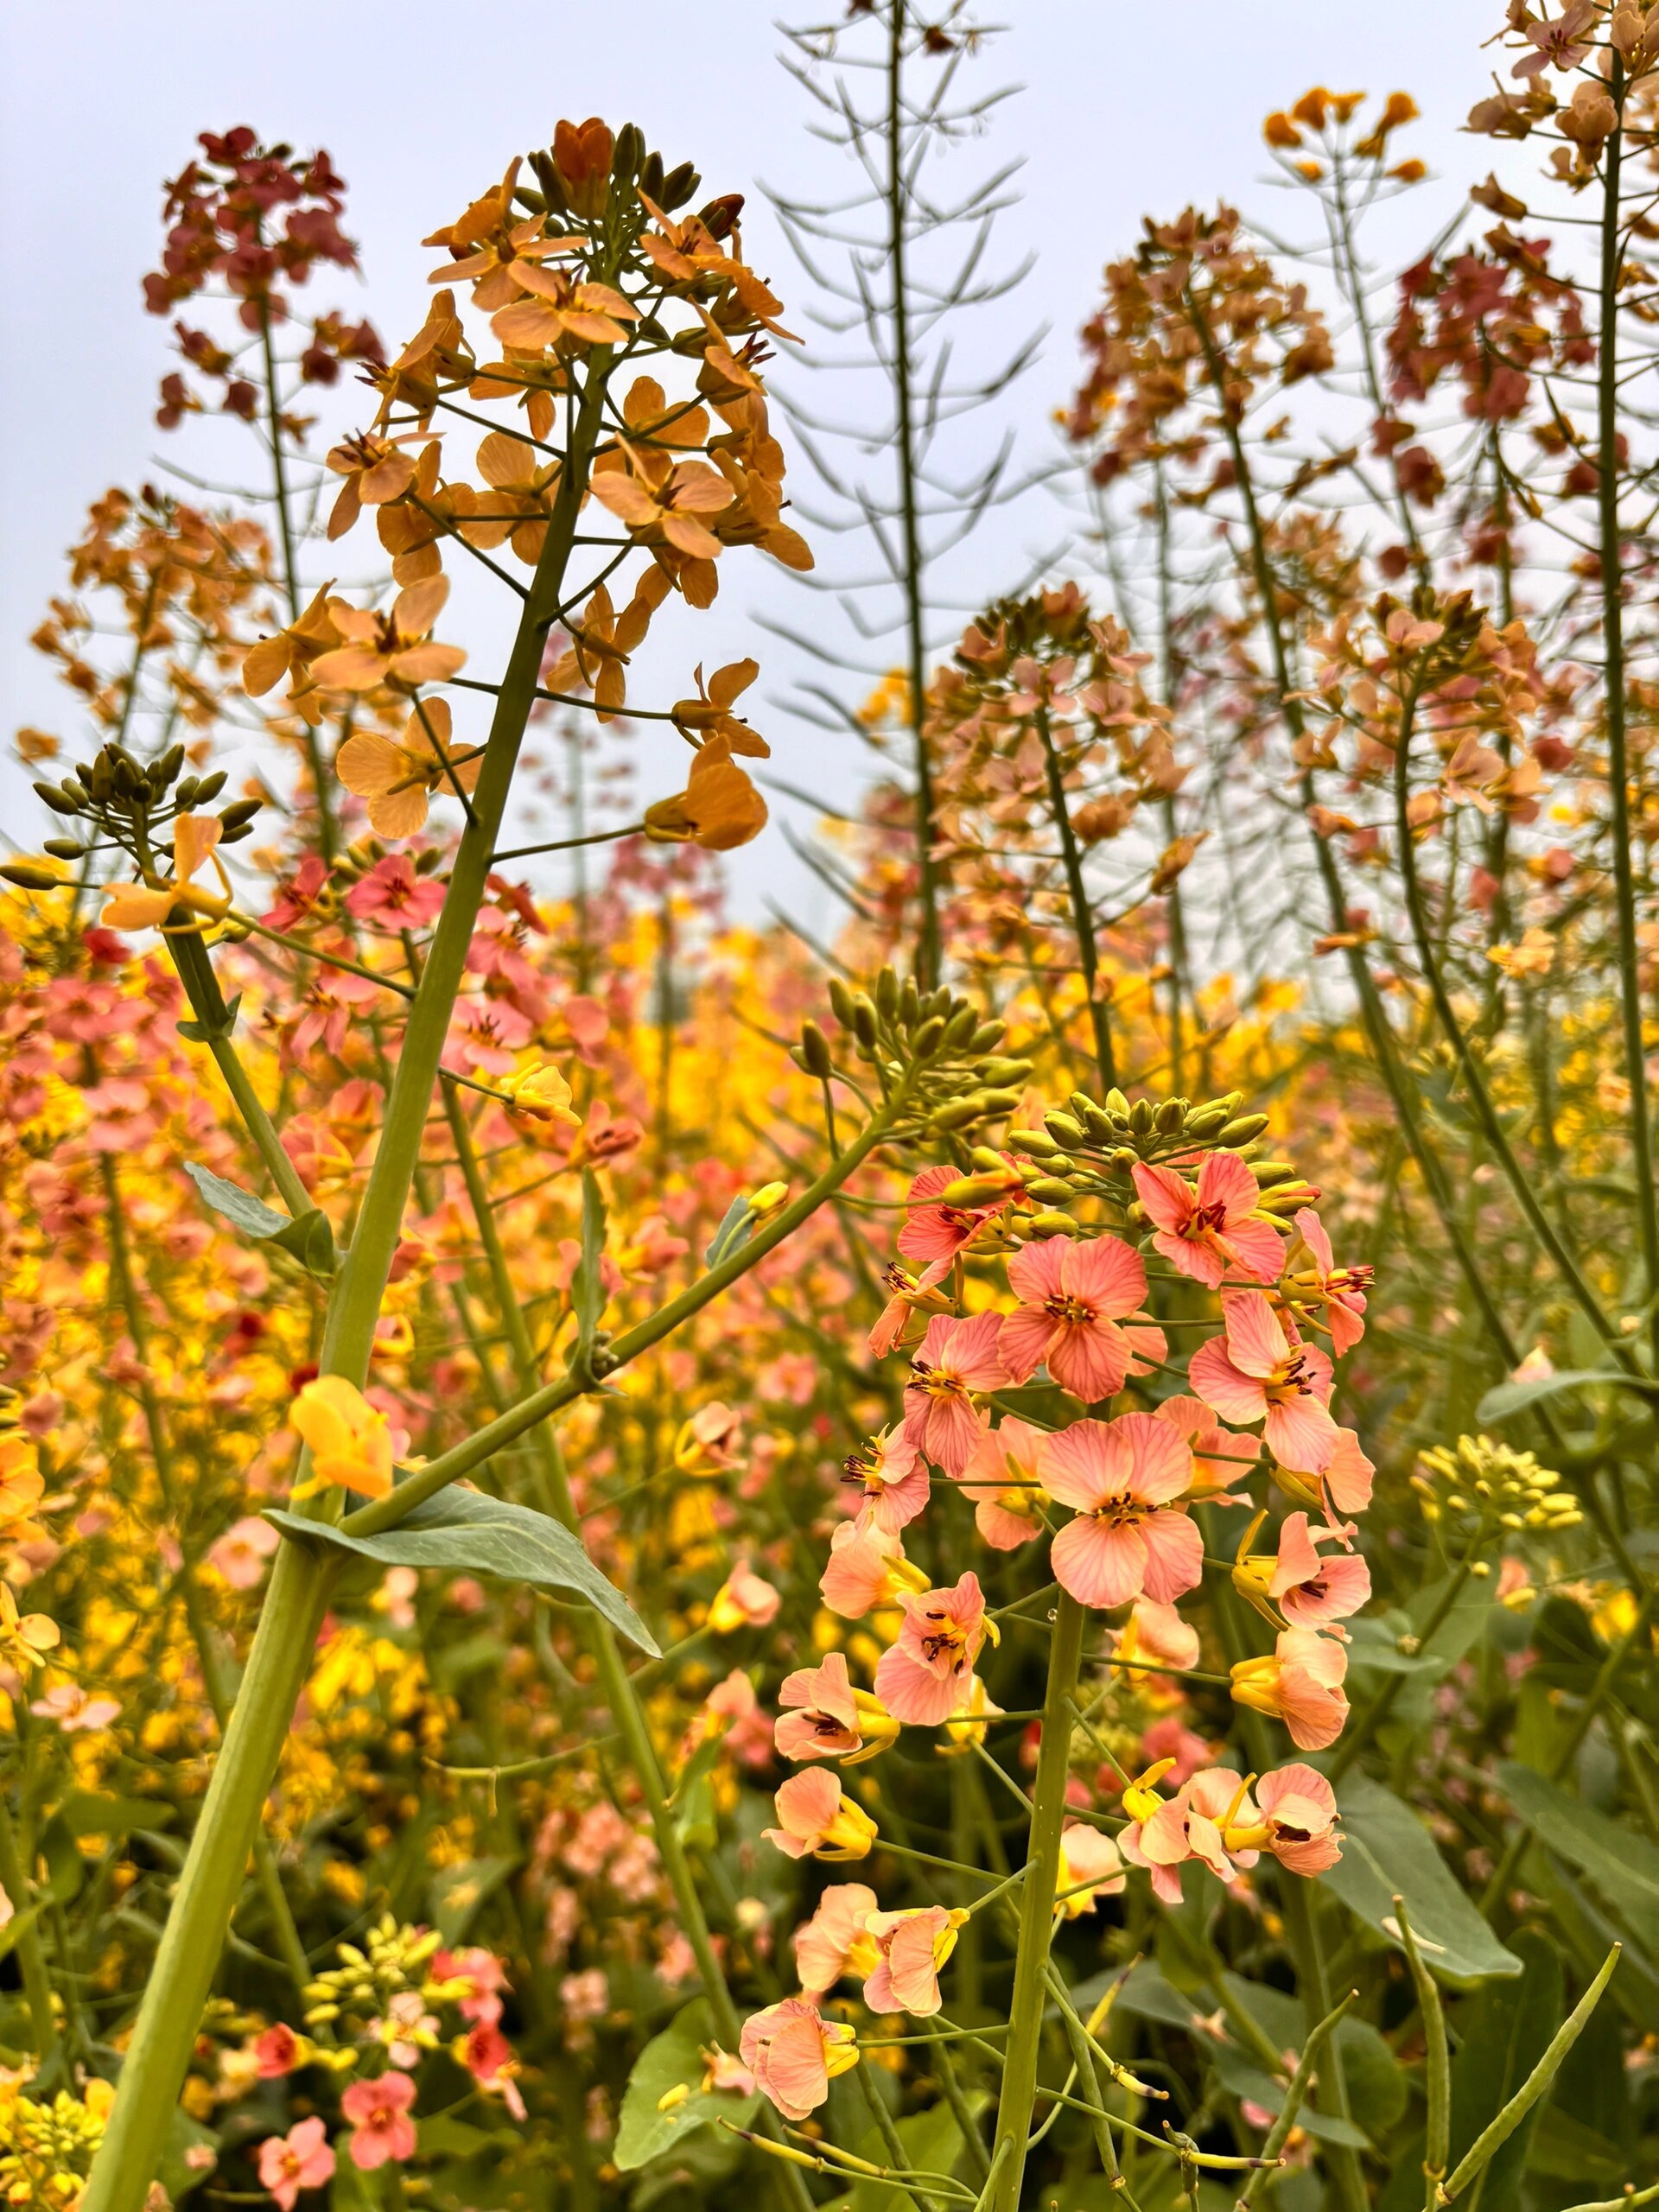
[1,0,1497,924]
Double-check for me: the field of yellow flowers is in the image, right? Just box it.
[2,6,1658,2209]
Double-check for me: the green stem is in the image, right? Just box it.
[985,1590,1084,2212]
[0,1796,60,2078]
[1593,73,1659,1370]
[80,348,618,2212]
[1036,704,1116,1089]
[168,931,313,1221]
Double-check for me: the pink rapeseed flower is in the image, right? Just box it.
[774,1651,898,1765]
[1290,1208,1370,1357]
[1189,1294,1340,1474]
[861,1905,968,2016]
[794,1882,879,1996]
[1270,1512,1371,1630]
[763,1768,879,1860]
[1132,1154,1284,1290]
[998,1233,1147,1402]
[843,1425,930,1535]
[874,1571,989,1725]
[740,1998,859,2120]
[1230,1627,1350,1751]
[898,1163,1015,1269]
[958,1416,1047,1551]
[257,2118,335,2210]
[902,1313,1007,1476]
[340,2071,417,2171]
[345,853,447,929]
[1041,1413,1200,1611]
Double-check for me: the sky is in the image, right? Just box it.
[0,0,1499,933]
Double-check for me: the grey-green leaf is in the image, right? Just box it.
[267,1488,658,1654]
[614,1997,760,2170]
[1475,1367,1659,1426]
[1496,1760,1659,1955]
[1319,1774,1522,1983]
[573,1168,607,1357]
[185,1162,290,1239]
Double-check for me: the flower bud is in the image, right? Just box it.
[827,976,855,1029]
[799,1021,834,1079]
[911,1015,945,1058]
[1128,1097,1154,1135]
[1043,1111,1085,1148]
[1155,1098,1186,1132]
[1027,1211,1082,1238]
[1217,1114,1269,1147]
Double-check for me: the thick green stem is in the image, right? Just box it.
[80,354,617,2212]
[1037,705,1116,1089]
[986,1590,1084,2211]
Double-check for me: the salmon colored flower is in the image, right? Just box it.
[1109,1597,1202,1681]
[861,1905,969,2016]
[874,1571,990,1725]
[242,582,342,726]
[1132,1154,1283,1289]
[818,1521,920,1619]
[1190,1294,1340,1474]
[843,1425,930,1535]
[764,1769,879,1860]
[868,1258,953,1358]
[1269,1512,1370,1630]
[207,1515,281,1590]
[708,1559,780,1633]
[345,853,447,929]
[589,451,734,560]
[999,1233,1148,1402]
[1221,1764,1343,1874]
[902,1313,1007,1477]
[103,814,232,934]
[740,1998,859,2120]
[308,575,466,693]
[490,268,639,353]
[794,1883,880,1995]
[1119,1765,1244,1904]
[644,738,768,852]
[1042,1413,1200,1611]
[336,699,483,838]
[341,2070,416,2170]
[30,1682,121,1732]
[257,2118,335,2210]
[1289,1208,1370,1356]
[1056,1821,1127,1916]
[958,1416,1047,1550]
[1230,1627,1350,1750]
[775,1652,899,1764]
[323,431,421,541]
[899,1163,1015,1269]
[291,1376,395,1500]
[1153,1394,1261,1501]
[669,659,769,758]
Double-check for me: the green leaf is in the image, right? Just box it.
[1475,1367,1659,1427]
[429,1853,519,1945]
[159,2102,219,2203]
[185,1162,334,1273]
[573,1168,607,1357]
[37,1812,85,1904]
[416,2112,499,2159]
[1442,1929,1562,2208]
[1319,1774,1522,1983]
[54,1789,175,1837]
[1527,2107,1630,2188]
[705,1193,758,1268]
[185,1162,289,1239]
[614,1997,760,2170]
[1208,2045,1372,2149]
[176,992,240,1044]
[1495,1760,1659,1955]
[267,1487,658,1654]
[846,2101,966,2212]
[1219,1974,1406,2141]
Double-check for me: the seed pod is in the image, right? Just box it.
[1027,1210,1083,1238]
[1154,1098,1185,1133]
[1044,1111,1085,1149]
[799,1021,833,1079]
[827,976,855,1029]
[874,966,899,1020]
[925,1097,982,1135]
[35,782,81,817]
[195,770,228,805]
[1217,1113,1269,1148]
[1024,1176,1076,1205]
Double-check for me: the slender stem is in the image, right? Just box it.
[887,0,942,990]
[859,2061,943,2212]
[257,297,338,864]
[80,347,620,2212]
[1594,74,1659,1367]
[1393,1901,1448,2212]
[1036,705,1116,1088]
[1235,1989,1356,2210]
[985,1591,1084,2212]
[0,1795,60,2079]
[168,931,313,1221]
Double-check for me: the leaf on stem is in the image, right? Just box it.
[1316,1775,1522,1983]
[614,1997,761,2170]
